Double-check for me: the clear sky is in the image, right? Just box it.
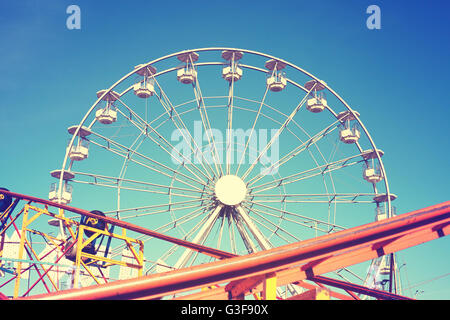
[0,0,449,299]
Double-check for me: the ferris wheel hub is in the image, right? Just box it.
[214,175,247,206]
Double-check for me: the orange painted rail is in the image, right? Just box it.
[1,190,234,260]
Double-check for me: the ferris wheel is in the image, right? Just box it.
[49,48,396,292]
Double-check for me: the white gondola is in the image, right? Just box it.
[177,52,199,84]
[222,50,244,82]
[133,64,157,98]
[338,110,361,144]
[265,59,287,92]
[306,94,327,113]
[95,90,120,124]
[66,126,91,161]
[49,182,73,204]
[339,123,361,144]
[363,163,383,184]
[67,138,89,161]
[133,81,155,98]
[177,67,197,84]
[266,73,287,92]
[305,80,328,113]
[222,65,243,82]
[361,148,384,184]
[374,195,397,228]
[95,107,117,124]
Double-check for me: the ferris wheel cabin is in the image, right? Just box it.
[362,149,385,184]
[337,110,361,144]
[221,50,244,82]
[95,90,119,124]
[48,170,75,204]
[66,125,92,161]
[305,80,328,113]
[265,59,287,92]
[133,64,157,98]
[176,52,199,84]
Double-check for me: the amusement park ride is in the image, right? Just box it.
[0,48,449,300]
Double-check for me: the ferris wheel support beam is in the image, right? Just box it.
[173,205,224,269]
[230,210,258,253]
[235,205,272,250]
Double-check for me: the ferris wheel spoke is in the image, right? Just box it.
[235,205,272,250]
[241,82,318,181]
[249,152,365,194]
[190,70,225,178]
[249,192,376,204]
[139,205,208,251]
[241,204,302,242]
[225,77,235,175]
[229,217,238,255]
[150,75,219,180]
[247,119,341,186]
[173,205,223,269]
[70,171,209,196]
[252,199,372,204]
[70,179,207,200]
[216,215,226,250]
[230,209,258,254]
[113,98,213,186]
[243,208,291,245]
[144,206,211,272]
[235,82,271,176]
[88,138,206,193]
[241,203,329,235]
[115,108,210,186]
[112,200,211,220]
[140,218,209,272]
[245,199,346,231]
[88,131,208,192]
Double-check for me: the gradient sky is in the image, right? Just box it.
[0,0,449,299]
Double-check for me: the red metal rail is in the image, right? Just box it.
[1,190,234,260]
[310,275,412,300]
[16,200,449,300]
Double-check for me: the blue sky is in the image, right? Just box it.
[0,0,449,299]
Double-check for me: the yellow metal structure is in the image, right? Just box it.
[10,204,144,297]
[262,274,277,300]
